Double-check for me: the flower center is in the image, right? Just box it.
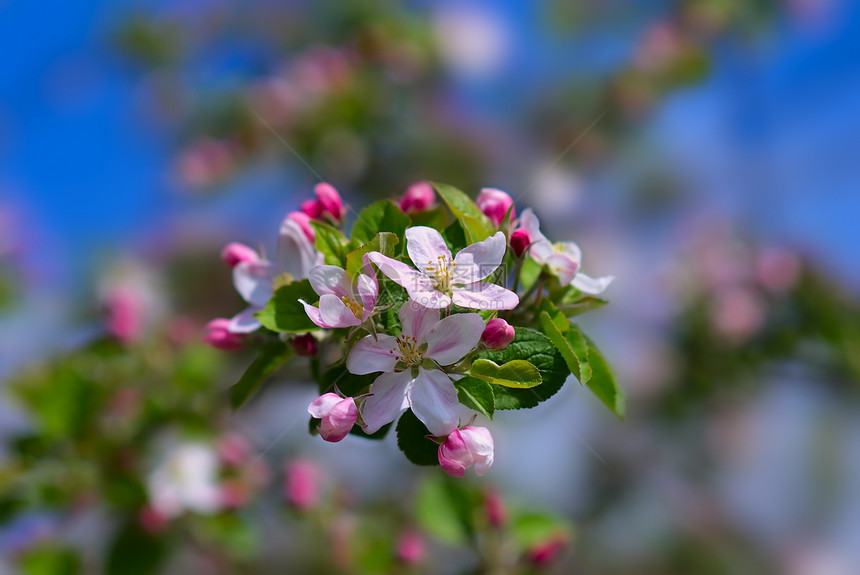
[388,334,424,366]
[425,255,457,294]
[341,296,364,319]
[272,272,294,290]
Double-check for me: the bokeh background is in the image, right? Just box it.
[2,0,860,573]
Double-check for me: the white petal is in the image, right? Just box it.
[367,252,434,293]
[228,306,262,333]
[278,217,324,279]
[318,293,362,328]
[408,369,460,436]
[355,273,378,321]
[405,289,452,309]
[406,226,452,270]
[545,253,579,285]
[233,260,275,306]
[424,312,485,365]
[309,265,351,297]
[300,299,327,328]
[360,371,412,434]
[346,334,399,375]
[518,208,553,262]
[572,272,615,295]
[307,393,342,418]
[399,300,440,342]
[453,231,507,283]
[452,283,519,311]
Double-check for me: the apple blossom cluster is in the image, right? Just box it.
[207,182,623,476]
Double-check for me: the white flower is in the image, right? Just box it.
[147,442,222,518]
[368,227,518,310]
[346,302,485,436]
[229,213,324,333]
[299,261,378,329]
[518,208,614,294]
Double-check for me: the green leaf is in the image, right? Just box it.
[345,232,399,278]
[454,378,495,420]
[317,365,377,397]
[415,476,478,545]
[230,340,293,409]
[469,359,542,389]
[441,220,468,253]
[473,328,570,410]
[558,296,609,316]
[519,258,543,292]
[105,521,167,575]
[349,421,392,440]
[351,200,411,244]
[396,409,439,466]
[431,182,493,230]
[511,513,572,550]
[459,215,492,243]
[584,342,625,419]
[255,279,320,333]
[539,311,591,384]
[21,546,82,575]
[312,221,353,266]
[409,206,449,229]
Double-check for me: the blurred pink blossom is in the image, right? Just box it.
[285,460,320,512]
[396,531,426,565]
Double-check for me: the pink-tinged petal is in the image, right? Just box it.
[367,252,434,293]
[465,427,495,475]
[278,217,324,280]
[545,253,579,285]
[406,289,452,309]
[355,273,378,320]
[318,293,363,328]
[477,188,515,227]
[309,265,351,297]
[452,283,519,311]
[307,392,343,418]
[319,397,357,442]
[221,243,259,268]
[518,209,553,262]
[438,431,468,477]
[554,241,582,262]
[424,312,485,365]
[228,307,262,334]
[314,182,344,221]
[405,226,451,270]
[300,299,327,328]
[233,260,276,306]
[399,300,440,342]
[572,272,614,295]
[361,371,413,434]
[408,369,460,436]
[453,231,507,283]
[346,334,399,375]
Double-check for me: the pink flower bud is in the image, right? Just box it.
[509,228,531,258]
[526,534,568,566]
[482,318,515,350]
[202,318,245,350]
[307,393,358,442]
[477,188,515,227]
[438,426,494,478]
[314,182,345,221]
[399,181,436,214]
[284,460,319,511]
[292,333,319,357]
[300,199,323,219]
[220,242,259,268]
[287,211,316,242]
[396,531,426,565]
[484,489,508,528]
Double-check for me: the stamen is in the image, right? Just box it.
[340,296,364,319]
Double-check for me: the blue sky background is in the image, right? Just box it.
[1,0,859,290]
